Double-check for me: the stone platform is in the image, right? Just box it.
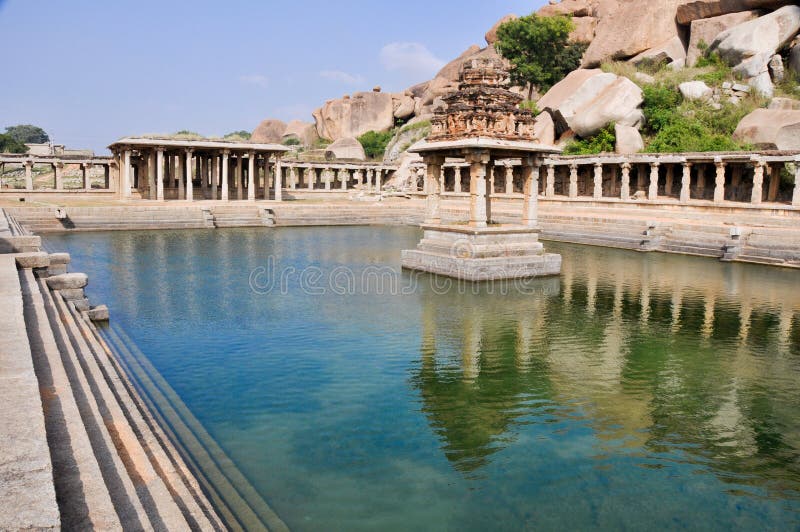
[401,223,562,281]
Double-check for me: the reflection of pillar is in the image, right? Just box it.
[185,150,194,201]
[702,292,715,339]
[648,161,659,200]
[462,311,481,383]
[221,150,229,201]
[670,289,682,332]
[546,164,555,198]
[516,318,533,369]
[467,151,489,228]
[640,280,650,324]
[778,307,794,351]
[620,162,631,200]
[24,161,33,190]
[274,156,283,201]
[586,272,597,316]
[593,162,603,199]
[613,275,623,317]
[424,157,443,224]
[680,162,692,204]
[568,164,578,198]
[738,301,752,346]
[713,159,726,204]
[521,157,540,228]
[247,152,255,201]
[751,158,765,205]
[156,148,165,201]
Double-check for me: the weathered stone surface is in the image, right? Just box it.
[313,91,395,140]
[630,36,687,68]
[769,53,785,81]
[733,108,800,149]
[45,272,88,290]
[677,0,793,25]
[769,97,800,109]
[634,72,656,84]
[250,119,287,143]
[570,16,597,43]
[0,235,41,254]
[582,0,685,67]
[710,6,800,81]
[534,112,556,145]
[435,45,482,82]
[680,80,714,100]
[13,252,49,269]
[485,14,518,45]
[615,124,644,153]
[538,0,593,17]
[324,137,366,161]
[393,95,416,119]
[790,41,800,74]
[88,305,110,322]
[539,69,643,137]
[48,252,70,265]
[282,120,318,146]
[687,11,760,66]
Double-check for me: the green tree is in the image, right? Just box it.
[0,133,29,153]
[357,130,394,159]
[563,124,616,155]
[5,124,49,144]
[495,14,587,93]
[224,130,252,140]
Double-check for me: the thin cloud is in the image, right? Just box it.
[379,42,446,80]
[239,75,269,88]
[319,70,365,84]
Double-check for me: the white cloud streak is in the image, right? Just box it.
[379,42,446,80]
[319,70,365,84]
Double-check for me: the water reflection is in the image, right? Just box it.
[414,245,800,498]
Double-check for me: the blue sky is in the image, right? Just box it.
[0,0,545,153]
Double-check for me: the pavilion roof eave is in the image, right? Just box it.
[408,138,562,158]
[108,137,289,153]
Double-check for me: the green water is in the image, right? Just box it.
[45,226,800,530]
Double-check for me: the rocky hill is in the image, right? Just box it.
[252,0,800,163]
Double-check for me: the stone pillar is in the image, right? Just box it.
[53,162,64,190]
[648,161,659,200]
[454,167,462,193]
[467,151,489,228]
[274,156,283,201]
[235,155,243,200]
[81,163,90,190]
[156,148,165,201]
[375,169,382,192]
[665,164,674,196]
[289,166,297,190]
[122,150,131,199]
[695,165,706,198]
[546,164,555,198]
[177,153,185,200]
[340,168,348,191]
[198,156,206,197]
[767,164,780,202]
[365,169,373,192]
[424,157,444,224]
[504,163,514,195]
[593,161,603,199]
[620,162,631,200]
[147,151,156,199]
[521,156,541,228]
[24,161,33,190]
[568,164,578,198]
[680,162,692,204]
[714,158,726,204]
[246,152,255,201]
[307,167,315,190]
[221,150,230,201]
[210,154,218,200]
[324,168,332,191]
[105,162,112,190]
[751,158,765,205]
[793,159,800,207]
[185,150,194,201]
[609,164,619,196]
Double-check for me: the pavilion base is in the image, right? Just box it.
[401,223,562,281]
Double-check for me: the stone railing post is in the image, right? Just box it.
[648,161,660,200]
[81,163,91,190]
[680,161,692,204]
[504,162,514,195]
[375,169,382,192]
[545,164,555,198]
[714,157,726,204]
[751,157,765,205]
[620,162,631,200]
[324,168,332,191]
[306,167,315,190]
[593,161,603,199]
[53,162,64,190]
[454,167,463,193]
[466,151,490,228]
[288,166,297,190]
[568,164,578,198]
[521,156,541,228]
[339,168,348,191]
[24,160,33,190]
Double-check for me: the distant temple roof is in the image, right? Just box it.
[108,136,287,153]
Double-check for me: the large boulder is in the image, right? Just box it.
[677,0,794,24]
[710,5,800,93]
[281,120,318,146]
[538,0,593,17]
[570,17,598,43]
[251,119,287,143]
[313,91,395,141]
[582,0,685,67]
[790,40,800,74]
[538,69,644,137]
[686,10,761,66]
[324,137,366,161]
[615,124,644,153]
[485,14,518,45]
[769,97,800,110]
[733,108,800,149]
[393,94,416,119]
[434,45,482,81]
[533,112,556,145]
[630,36,687,69]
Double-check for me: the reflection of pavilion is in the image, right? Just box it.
[401,57,561,281]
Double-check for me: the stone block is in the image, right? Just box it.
[88,305,109,322]
[45,273,88,290]
[13,252,49,270]
[58,288,85,301]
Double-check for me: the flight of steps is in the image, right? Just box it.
[7,207,212,232]
[272,201,423,226]
[15,264,228,530]
[209,206,274,228]
[658,222,731,258]
[735,226,800,268]
[538,214,650,251]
